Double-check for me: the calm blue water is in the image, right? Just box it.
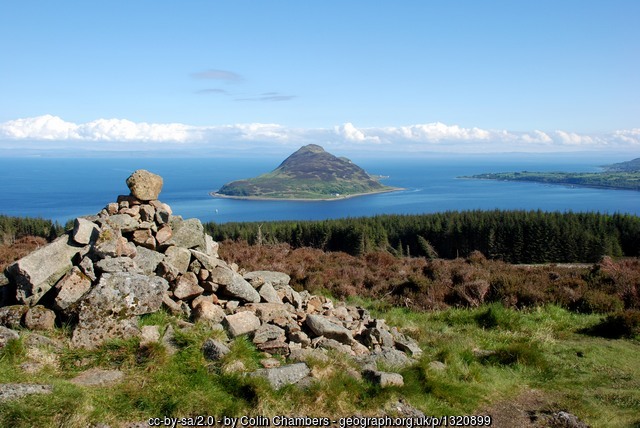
[0,154,638,225]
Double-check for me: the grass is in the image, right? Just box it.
[361,300,640,427]
[1,304,639,427]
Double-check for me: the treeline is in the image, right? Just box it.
[205,210,640,263]
[0,214,64,244]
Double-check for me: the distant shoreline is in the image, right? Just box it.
[209,187,404,202]
[461,173,640,192]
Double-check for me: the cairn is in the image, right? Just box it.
[0,170,421,387]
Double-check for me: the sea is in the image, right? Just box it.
[0,152,638,225]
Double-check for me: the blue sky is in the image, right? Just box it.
[1,0,638,154]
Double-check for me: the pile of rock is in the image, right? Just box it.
[0,170,421,387]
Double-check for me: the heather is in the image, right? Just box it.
[219,240,640,314]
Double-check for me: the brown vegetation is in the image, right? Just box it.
[220,240,640,313]
[0,236,47,271]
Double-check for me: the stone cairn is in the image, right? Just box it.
[0,170,421,388]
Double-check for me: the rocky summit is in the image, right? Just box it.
[0,170,420,388]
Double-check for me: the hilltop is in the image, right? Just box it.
[214,144,397,200]
[604,157,640,173]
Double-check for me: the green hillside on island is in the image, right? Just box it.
[465,157,640,191]
[215,144,396,199]
[606,157,640,173]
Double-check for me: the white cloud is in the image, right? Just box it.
[376,123,491,142]
[0,115,193,143]
[554,130,596,146]
[1,115,639,154]
[77,119,193,142]
[335,123,381,143]
[1,115,77,140]
[225,123,292,142]
[520,130,553,144]
[610,129,640,145]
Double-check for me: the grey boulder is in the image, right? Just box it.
[72,218,99,245]
[133,246,164,275]
[163,246,191,274]
[258,282,282,304]
[95,257,142,274]
[249,363,310,390]
[202,338,230,361]
[0,305,28,329]
[223,311,261,337]
[0,383,52,402]
[106,214,140,233]
[0,326,20,348]
[7,235,82,306]
[220,272,261,303]
[305,314,354,344]
[244,271,291,287]
[53,267,92,312]
[71,272,168,349]
[363,370,404,387]
[167,217,205,250]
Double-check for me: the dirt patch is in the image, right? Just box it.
[482,389,548,428]
[482,389,588,428]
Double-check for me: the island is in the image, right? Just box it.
[462,157,640,191]
[212,144,400,200]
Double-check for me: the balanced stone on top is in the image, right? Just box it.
[126,169,163,201]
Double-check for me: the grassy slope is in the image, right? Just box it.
[371,302,640,427]
[2,238,639,426]
[1,304,639,427]
[217,145,390,199]
[218,174,391,199]
[605,158,640,173]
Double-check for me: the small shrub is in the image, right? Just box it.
[466,250,487,265]
[447,280,491,308]
[573,290,624,314]
[582,310,640,339]
[451,264,477,285]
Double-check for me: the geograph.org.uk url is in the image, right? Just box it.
[147,414,492,427]
[338,415,492,427]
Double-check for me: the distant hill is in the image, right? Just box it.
[215,144,396,200]
[604,158,640,173]
[464,156,640,191]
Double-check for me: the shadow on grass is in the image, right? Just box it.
[579,310,640,339]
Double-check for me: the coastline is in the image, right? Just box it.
[459,176,640,192]
[209,186,404,202]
